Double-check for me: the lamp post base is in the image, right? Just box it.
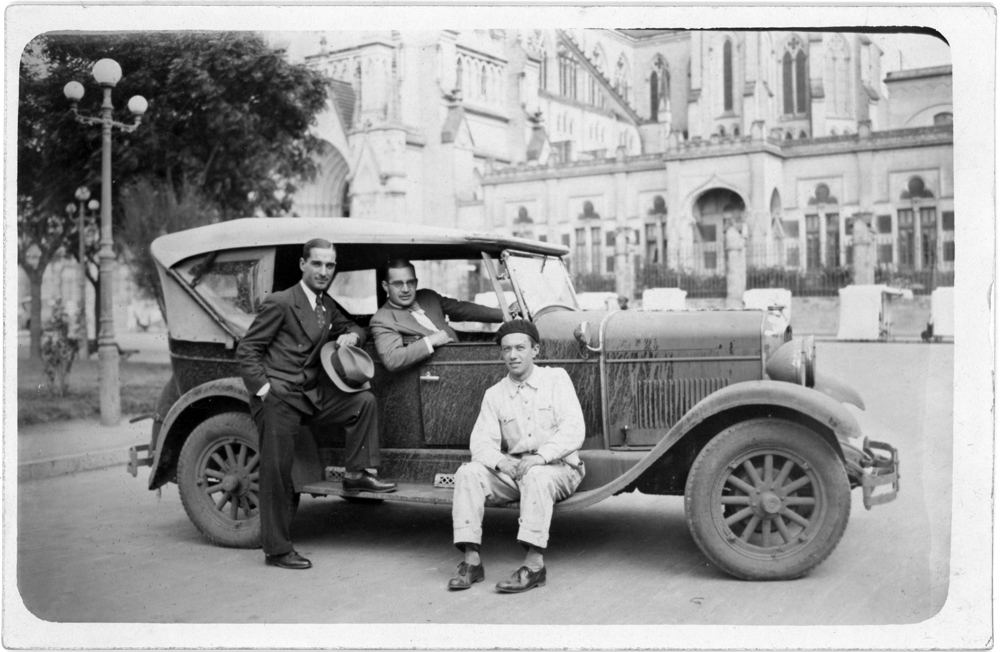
[98,341,122,426]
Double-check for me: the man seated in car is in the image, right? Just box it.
[369,259,505,373]
[447,319,586,593]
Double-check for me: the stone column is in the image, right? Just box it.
[725,223,747,309]
[614,226,633,300]
[851,213,875,285]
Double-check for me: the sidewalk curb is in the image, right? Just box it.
[18,448,131,483]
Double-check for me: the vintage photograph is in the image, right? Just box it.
[5,4,992,650]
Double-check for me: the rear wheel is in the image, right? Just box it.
[684,419,851,580]
[177,412,298,548]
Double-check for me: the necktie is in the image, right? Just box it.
[315,297,327,331]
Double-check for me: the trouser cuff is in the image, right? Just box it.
[517,530,548,550]
[453,529,482,549]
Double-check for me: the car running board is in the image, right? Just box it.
[299,477,607,511]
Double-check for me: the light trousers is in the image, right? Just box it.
[452,459,584,550]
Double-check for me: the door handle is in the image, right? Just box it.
[420,373,440,382]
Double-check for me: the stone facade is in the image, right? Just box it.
[293,29,953,299]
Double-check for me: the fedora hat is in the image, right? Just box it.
[320,342,374,393]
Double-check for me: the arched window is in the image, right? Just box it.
[799,130,808,139]
[558,44,578,100]
[455,57,463,92]
[723,39,734,112]
[901,176,934,200]
[650,55,669,121]
[650,70,659,121]
[782,36,808,115]
[785,131,793,140]
[733,125,740,137]
[480,64,488,98]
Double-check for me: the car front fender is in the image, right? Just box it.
[555,380,863,513]
[147,377,250,490]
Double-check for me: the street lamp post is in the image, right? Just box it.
[64,58,147,427]
[70,187,99,359]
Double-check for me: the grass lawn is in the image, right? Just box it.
[17,357,171,428]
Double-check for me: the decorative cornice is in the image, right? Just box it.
[481,125,953,185]
[885,65,953,83]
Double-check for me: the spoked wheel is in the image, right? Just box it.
[685,419,851,580]
[177,412,284,548]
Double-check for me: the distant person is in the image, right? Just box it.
[447,319,585,593]
[370,259,505,373]
[237,238,395,571]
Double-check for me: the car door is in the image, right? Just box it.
[417,343,506,446]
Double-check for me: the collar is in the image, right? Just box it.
[298,281,325,310]
[387,299,422,313]
[504,366,540,397]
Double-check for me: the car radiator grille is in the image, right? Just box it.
[635,378,729,429]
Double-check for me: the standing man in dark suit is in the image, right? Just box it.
[237,238,396,570]
[369,259,505,373]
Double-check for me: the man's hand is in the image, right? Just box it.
[336,332,360,347]
[426,330,453,348]
[514,454,546,480]
[496,458,519,478]
[507,300,523,319]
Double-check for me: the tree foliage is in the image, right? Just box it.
[18,32,331,323]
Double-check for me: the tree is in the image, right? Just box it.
[18,32,330,344]
[18,40,99,357]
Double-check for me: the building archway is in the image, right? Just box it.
[292,142,351,217]
[691,187,746,272]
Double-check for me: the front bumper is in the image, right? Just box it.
[859,438,899,510]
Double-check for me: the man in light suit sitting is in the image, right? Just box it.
[370,259,505,373]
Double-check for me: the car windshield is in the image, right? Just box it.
[504,252,578,316]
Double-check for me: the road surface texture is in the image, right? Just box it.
[16,342,951,626]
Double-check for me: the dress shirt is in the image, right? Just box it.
[468,365,584,471]
[390,300,438,355]
[299,280,322,310]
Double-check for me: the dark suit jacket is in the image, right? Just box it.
[237,283,366,415]
[370,288,503,373]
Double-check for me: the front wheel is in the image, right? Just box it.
[177,412,293,548]
[684,419,851,580]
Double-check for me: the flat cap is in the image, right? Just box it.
[494,318,540,345]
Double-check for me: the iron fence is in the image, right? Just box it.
[635,261,726,298]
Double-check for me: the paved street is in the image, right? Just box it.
[15,342,952,626]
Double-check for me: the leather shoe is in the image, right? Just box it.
[265,550,312,569]
[496,566,546,593]
[448,561,485,590]
[343,472,397,493]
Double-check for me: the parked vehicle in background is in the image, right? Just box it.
[129,218,899,580]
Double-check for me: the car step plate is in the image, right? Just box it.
[300,480,459,505]
[301,469,518,508]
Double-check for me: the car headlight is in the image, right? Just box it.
[765,336,815,387]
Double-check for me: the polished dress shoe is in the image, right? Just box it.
[265,550,312,570]
[343,472,397,493]
[496,566,546,593]
[448,561,485,590]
